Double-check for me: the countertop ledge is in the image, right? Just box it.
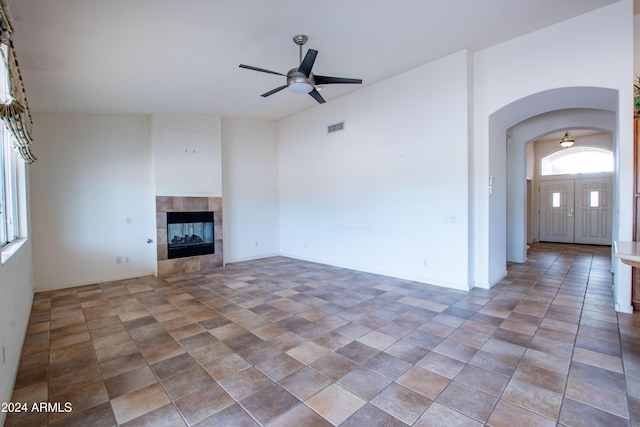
[614,241,640,266]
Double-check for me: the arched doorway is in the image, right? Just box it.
[485,86,632,312]
[505,109,616,262]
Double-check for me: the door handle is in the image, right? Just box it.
[568,208,574,217]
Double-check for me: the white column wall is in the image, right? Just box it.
[152,114,223,197]
[472,1,633,293]
[222,118,280,262]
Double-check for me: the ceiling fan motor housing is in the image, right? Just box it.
[287,69,314,93]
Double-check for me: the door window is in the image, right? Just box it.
[540,147,613,176]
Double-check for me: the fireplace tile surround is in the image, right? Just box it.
[156,196,223,276]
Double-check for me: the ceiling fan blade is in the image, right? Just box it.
[239,64,285,76]
[261,85,288,97]
[298,49,318,77]
[314,75,363,85]
[308,88,326,104]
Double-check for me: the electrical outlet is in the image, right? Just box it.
[116,257,122,264]
[125,256,130,263]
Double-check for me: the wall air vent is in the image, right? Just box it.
[328,121,344,133]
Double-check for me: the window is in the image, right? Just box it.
[590,191,600,208]
[1,126,21,247]
[0,42,26,256]
[552,192,561,208]
[540,146,613,176]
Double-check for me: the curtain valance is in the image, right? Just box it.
[0,1,35,164]
[0,0,13,44]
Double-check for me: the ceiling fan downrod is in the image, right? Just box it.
[293,34,308,65]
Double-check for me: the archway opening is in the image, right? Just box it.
[486,87,619,286]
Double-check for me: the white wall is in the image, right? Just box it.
[0,240,32,426]
[473,1,633,294]
[279,50,472,290]
[222,118,280,262]
[30,113,156,290]
[152,114,222,197]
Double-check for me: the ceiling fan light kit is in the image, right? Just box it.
[239,34,362,104]
[287,70,314,94]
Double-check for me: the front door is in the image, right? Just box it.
[539,177,612,245]
[573,178,612,245]
[540,180,574,243]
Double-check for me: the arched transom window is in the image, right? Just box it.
[540,146,613,176]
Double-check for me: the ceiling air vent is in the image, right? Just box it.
[328,121,344,133]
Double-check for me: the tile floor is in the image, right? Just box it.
[5,243,640,426]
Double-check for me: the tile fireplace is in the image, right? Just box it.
[156,196,223,276]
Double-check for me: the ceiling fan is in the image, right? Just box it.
[239,35,363,104]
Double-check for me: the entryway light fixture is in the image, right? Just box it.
[559,131,575,148]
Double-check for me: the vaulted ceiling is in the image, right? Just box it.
[7,0,620,120]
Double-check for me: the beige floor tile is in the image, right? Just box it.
[110,383,170,425]
[286,341,330,365]
[572,347,624,373]
[356,330,397,350]
[396,366,450,399]
[501,378,562,420]
[306,383,366,425]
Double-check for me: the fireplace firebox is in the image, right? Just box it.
[166,211,214,259]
